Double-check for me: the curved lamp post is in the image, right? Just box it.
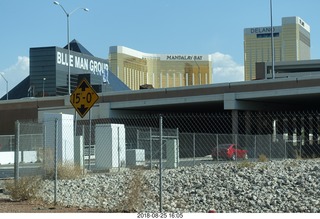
[53,1,89,94]
[0,72,8,100]
[42,77,46,97]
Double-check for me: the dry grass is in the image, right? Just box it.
[44,163,85,180]
[121,170,145,212]
[111,170,150,212]
[3,163,84,209]
[237,160,255,169]
[258,154,268,162]
[42,148,84,180]
[3,176,42,201]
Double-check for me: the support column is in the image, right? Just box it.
[232,110,239,144]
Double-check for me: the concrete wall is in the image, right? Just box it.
[0,151,37,165]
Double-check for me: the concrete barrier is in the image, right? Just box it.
[0,151,37,165]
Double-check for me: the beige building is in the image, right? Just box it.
[108,46,212,90]
[244,16,311,81]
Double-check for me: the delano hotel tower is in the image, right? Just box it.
[244,16,311,80]
[108,46,213,90]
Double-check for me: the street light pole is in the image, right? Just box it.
[0,72,8,100]
[43,77,46,97]
[193,58,201,85]
[270,0,275,79]
[53,1,89,95]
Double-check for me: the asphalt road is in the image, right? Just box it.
[0,164,42,179]
[0,156,244,179]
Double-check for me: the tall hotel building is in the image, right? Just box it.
[108,46,212,90]
[244,16,311,80]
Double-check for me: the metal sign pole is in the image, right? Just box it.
[88,110,92,170]
[159,114,163,213]
[54,119,58,206]
[270,0,275,79]
[14,120,20,184]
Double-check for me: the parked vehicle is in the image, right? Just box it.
[212,144,248,161]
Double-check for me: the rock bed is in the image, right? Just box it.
[38,159,320,213]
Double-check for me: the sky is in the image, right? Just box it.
[1,0,320,98]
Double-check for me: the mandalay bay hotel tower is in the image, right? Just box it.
[244,16,311,81]
[108,46,213,90]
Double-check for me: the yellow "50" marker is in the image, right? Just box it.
[72,92,94,104]
[70,79,99,118]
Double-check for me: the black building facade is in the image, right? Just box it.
[0,40,129,100]
[29,40,109,97]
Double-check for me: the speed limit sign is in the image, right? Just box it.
[70,78,99,118]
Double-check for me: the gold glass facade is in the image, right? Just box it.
[109,46,212,90]
[244,16,310,80]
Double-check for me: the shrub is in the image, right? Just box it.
[44,163,85,180]
[4,176,42,201]
[123,170,145,212]
[237,160,255,169]
[258,154,268,162]
[111,170,151,212]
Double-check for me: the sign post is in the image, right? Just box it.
[70,78,99,118]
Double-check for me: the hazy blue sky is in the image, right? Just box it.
[1,0,320,97]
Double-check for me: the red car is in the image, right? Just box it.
[212,144,248,160]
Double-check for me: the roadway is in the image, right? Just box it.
[0,163,42,179]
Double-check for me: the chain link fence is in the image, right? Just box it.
[1,110,320,211]
[2,111,320,175]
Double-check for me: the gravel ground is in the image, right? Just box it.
[0,190,105,213]
[35,159,320,213]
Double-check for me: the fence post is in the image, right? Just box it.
[235,134,238,163]
[54,119,58,206]
[269,134,272,160]
[176,128,179,168]
[74,111,78,136]
[284,139,287,159]
[118,126,120,172]
[193,133,195,166]
[9,137,13,151]
[82,125,85,175]
[254,135,257,161]
[137,130,140,149]
[43,123,47,176]
[14,120,20,184]
[216,134,219,162]
[150,128,152,170]
[88,110,92,170]
[159,114,163,213]
[299,140,302,158]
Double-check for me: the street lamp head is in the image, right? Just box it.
[53,1,88,95]
[0,72,8,82]
[0,72,8,100]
